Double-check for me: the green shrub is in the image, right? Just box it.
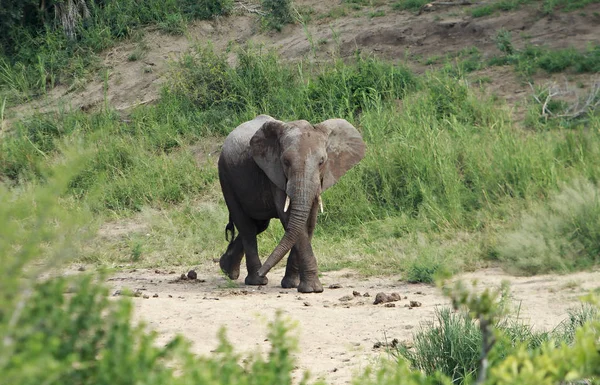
[395,304,598,384]
[392,0,429,11]
[471,5,495,17]
[262,0,295,31]
[495,179,600,275]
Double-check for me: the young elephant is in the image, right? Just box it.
[218,115,365,293]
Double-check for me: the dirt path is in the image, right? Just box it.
[104,265,600,384]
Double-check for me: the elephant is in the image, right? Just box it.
[217,115,366,293]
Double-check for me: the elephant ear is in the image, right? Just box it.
[250,119,288,191]
[316,119,366,191]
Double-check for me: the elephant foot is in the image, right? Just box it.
[297,278,324,293]
[281,275,300,289]
[245,274,268,286]
[219,256,240,280]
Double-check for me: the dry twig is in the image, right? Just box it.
[529,80,600,121]
[234,1,267,16]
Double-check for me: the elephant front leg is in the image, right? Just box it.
[281,249,300,288]
[295,237,323,293]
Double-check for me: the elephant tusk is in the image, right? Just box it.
[284,195,291,212]
[318,195,324,213]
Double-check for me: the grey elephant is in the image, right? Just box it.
[218,115,365,293]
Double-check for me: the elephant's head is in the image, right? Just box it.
[250,118,366,277]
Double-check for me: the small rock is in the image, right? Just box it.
[410,301,422,308]
[339,295,354,302]
[180,273,187,280]
[78,266,86,272]
[352,290,361,297]
[169,270,176,274]
[385,303,396,308]
[373,292,402,305]
[142,294,150,299]
[155,269,161,274]
[415,291,423,295]
[153,293,159,298]
[303,301,311,307]
[168,295,173,298]
[329,284,343,289]
[133,290,142,297]
[112,290,121,297]
[363,292,371,297]
[332,368,338,373]
[187,270,197,280]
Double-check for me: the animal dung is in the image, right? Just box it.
[187,270,197,280]
[373,292,402,305]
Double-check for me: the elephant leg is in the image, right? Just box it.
[234,219,268,286]
[219,235,244,280]
[281,249,300,289]
[295,237,323,293]
[296,203,323,293]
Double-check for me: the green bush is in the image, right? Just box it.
[396,303,598,384]
[261,0,295,31]
[392,0,429,11]
[471,5,495,17]
[495,179,600,275]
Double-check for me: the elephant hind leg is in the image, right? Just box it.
[219,235,244,280]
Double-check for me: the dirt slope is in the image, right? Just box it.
[101,266,600,384]
[9,0,600,121]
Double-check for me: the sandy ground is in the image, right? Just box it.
[103,265,600,384]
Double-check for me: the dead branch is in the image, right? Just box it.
[116,98,157,111]
[234,1,267,16]
[529,80,600,121]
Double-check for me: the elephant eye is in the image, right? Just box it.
[319,157,325,165]
[283,159,291,168]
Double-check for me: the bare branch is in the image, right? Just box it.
[234,1,267,16]
[530,79,600,121]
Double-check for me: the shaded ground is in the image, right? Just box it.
[7,1,600,122]
[98,265,600,384]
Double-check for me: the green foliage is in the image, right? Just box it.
[392,0,429,11]
[262,0,295,31]
[405,253,448,284]
[495,179,600,275]
[471,5,495,17]
[489,33,600,77]
[471,0,600,18]
[542,0,600,13]
[0,0,233,99]
[397,283,600,385]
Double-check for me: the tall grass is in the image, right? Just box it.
[3,44,600,273]
[494,179,600,275]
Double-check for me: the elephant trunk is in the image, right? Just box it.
[257,189,314,277]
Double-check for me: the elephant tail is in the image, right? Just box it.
[225,216,236,243]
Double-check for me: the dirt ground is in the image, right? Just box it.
[101,265,600,384]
